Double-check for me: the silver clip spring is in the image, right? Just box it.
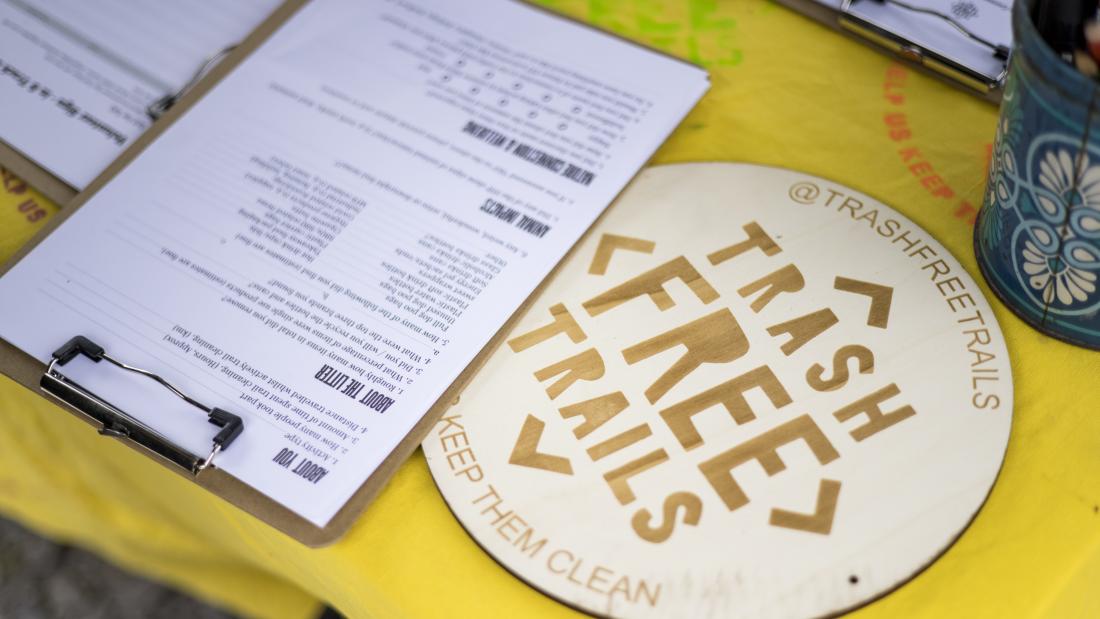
[842,0,1011,60]
[146,44,239,121]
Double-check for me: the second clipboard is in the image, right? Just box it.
[777,0,1011,102]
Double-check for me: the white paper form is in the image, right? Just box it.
[0,0,708,526]
[0,0,280,188]
[813,0,1011,82]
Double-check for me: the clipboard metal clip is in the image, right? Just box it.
[839,0,1011,93]
[39,336,244,475]
[842,0,1010,60]
[146,44,239,121]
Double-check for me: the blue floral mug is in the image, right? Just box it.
[976,0,1100,349]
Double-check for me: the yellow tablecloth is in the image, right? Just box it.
[2,2,1098,617]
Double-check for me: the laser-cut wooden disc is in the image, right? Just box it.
[423,163,1013,618]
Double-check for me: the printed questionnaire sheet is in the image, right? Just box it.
[0,0,709,525]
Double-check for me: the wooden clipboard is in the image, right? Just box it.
[0,0,705,547]
[0,140,77,205]
[0,0,358,546]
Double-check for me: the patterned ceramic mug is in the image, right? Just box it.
[976,0,1100,349]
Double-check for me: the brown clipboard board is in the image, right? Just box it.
[0,140,77,205]
[0,0,707,547]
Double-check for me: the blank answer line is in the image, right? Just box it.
[64,261,172,321]
[106,228,225,297]
[122,218,256,286]
[45,274,168,335]
[164,168,257,205]
[118,216,327,298]
[318,249,388,290]
[150,199,230,243]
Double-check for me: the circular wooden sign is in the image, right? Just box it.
[423,163,1012,618]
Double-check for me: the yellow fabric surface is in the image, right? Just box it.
[1,1,1098,617]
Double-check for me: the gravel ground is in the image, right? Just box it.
[0,517,235,619]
